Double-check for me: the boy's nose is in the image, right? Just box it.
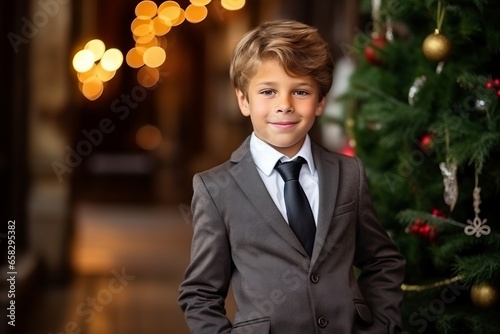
[275,96,293,113]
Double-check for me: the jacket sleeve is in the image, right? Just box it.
[352,157,406,334]
[178,173,233,334]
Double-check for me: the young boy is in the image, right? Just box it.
[178,19,405,334]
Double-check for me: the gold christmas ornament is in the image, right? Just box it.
[470,282,498,309]
[422,29,451,62]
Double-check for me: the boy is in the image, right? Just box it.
[178,19,405,334]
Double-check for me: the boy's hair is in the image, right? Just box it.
[230,19,334,99]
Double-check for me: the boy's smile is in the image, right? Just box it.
[235,59,326,158]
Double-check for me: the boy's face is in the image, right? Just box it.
[235,59,326,158]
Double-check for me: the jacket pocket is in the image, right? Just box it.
[332,201,355,217]
[354,299,374,325]
[231,317,270,334]
[353,300,388,334]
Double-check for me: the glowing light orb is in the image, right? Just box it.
[95,63,116,82]
[100,48,123,72]
[143,46,166,68]
[137,66,160,88]
[73,49,95,73]
[185,4,208,23]
[126,48,146,68]
[84,39,106,62]
[190,0,211,5]
[153,16,172,36]
[171,8,185,26]
[82,77,104,101]
[136,35,159,49]
[77,64,97,83]
[135,32,156,45]
[135,1,158,20]
[136,124,162,151]
[221,0,245,11]
[131,18,154,37]
[158,1,182,22]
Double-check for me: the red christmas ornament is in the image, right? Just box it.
[485,78,500,98]
[407,218,438,243]
[363,35,386,65]
[340,143,356,157]
[431,208,446,218]
[419,133,433,152]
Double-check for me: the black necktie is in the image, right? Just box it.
[275,157,316,257]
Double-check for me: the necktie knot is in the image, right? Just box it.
[275,157,306,182]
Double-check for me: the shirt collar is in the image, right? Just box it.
[250,132,316,176]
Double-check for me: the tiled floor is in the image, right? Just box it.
[16,202,235,334]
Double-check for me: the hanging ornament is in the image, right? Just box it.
[440,130,458,211]
[439,162,458,211]
[408,75,427,106]
[364,0,386,65]
[464,171,491,238]
[470,282,498,309]
[422,1,452,63]
[364,35,386,65]
[422,30,451,62]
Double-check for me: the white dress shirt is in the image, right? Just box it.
[249,132,319,225]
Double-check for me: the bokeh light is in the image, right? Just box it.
[136,35,159,49]
[221,0,246,11]
[100,48,124,72]
[137,66,160,88]
[81,77,104,101]
[135,1,158,20]
[134,32,156,44]
[190,0,211,5]
[171,8,185,26]
[84,39,106,62]
[73,50,95,73]
[126,48,146,68]
[136,125,162,151]
[158,1,182,22]
[153,16,172,36]
[77,64,97,83]
[143,46,166,68]
[123,0,245,88]
[95,63,116,82]
[185,4,208,23]
[131,18,154,36]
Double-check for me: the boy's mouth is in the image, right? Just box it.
[270,121,299,129]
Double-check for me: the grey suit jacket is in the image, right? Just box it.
[179,137,405,334]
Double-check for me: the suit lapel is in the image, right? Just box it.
[311,142,340,265]
[230,137,307,256]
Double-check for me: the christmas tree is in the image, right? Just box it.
[340,0,500,333]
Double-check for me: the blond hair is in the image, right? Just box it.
[230,19,333,99]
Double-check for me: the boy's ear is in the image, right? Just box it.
[315,96,327,116]
[235,89,250,116]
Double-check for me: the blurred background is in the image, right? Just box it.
[0,0,361,333]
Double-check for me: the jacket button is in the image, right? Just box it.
[310,273,319,284]
[317,317,328,328]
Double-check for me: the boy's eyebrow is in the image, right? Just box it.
[255,81,315,87]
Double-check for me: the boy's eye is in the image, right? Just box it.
[294,90,309,96]
[260,89,275,96]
